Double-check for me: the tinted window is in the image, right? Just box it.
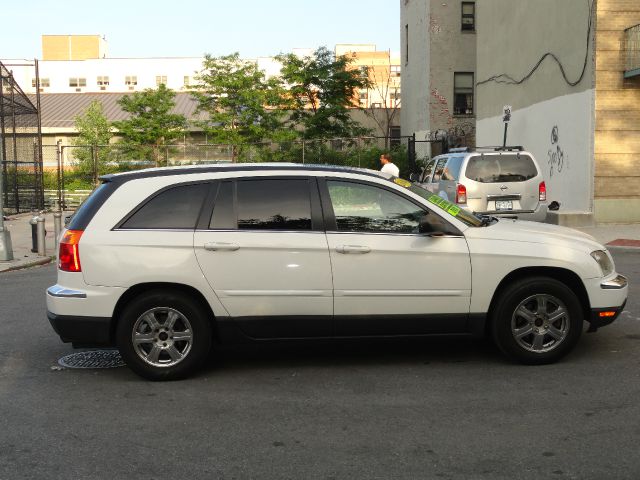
[465,154,538,183]
[120,183,209,229]
[442,157,464,181]
[328,181,425,233]
[209,181,235,229]
[236,179,312,231]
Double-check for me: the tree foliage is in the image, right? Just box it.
[113,84,187,166]
[276,47,371,140]
[192,53,291,159]
[71,100,113,184]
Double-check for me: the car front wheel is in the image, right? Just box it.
[116,290,212,380]
[491,277,583,365]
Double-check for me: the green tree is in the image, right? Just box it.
[276,47,371,140]
[113,84,187,166]
[72,100,113,185]
[192,53,291,161]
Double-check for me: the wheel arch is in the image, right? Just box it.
[485,267,591,335]
[110,282,219,343]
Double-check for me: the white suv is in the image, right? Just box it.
[47,164,628,380]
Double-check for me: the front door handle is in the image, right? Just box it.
[335,245,371,254]
[204,242,240,251]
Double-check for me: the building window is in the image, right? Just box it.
[391,65,401,77]
[390,90,401,103]
[371,102,382,108]
[462,2,475,31]
[69,77,87,88]
[32,78,50,88]
[454,72,474,115]
[156,75,167,86]
[405,24,409,64]
[125,76,138,86]
[183,76,191,87]
[97,76,109,86]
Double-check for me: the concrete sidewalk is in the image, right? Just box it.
[0,212,72,273]
[1,210,639,273]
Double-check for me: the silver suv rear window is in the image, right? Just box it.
[465,154,538,183]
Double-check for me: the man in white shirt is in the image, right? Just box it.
[380,153,400,177]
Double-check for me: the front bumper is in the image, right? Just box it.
[47,311,113,346]
[585,274,628,332]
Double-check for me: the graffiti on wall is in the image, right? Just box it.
[548,125,568,177]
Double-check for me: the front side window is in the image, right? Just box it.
[327,181,425,234]
[119,183,209,229]
[454,72,474,115]
[236,179,312,231]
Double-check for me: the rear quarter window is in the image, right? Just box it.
[464,154,538,183]
[118,182,210,230]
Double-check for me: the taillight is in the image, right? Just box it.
[539,181,547,202]
[58,230,83,272]
[455,184,467,204]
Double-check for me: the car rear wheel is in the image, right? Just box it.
[116,290,212,380]
[491,277,583,365]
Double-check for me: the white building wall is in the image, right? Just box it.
[477,89,595,214]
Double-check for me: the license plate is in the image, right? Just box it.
[495,200,513,211]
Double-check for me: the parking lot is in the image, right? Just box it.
[1,250,639,479]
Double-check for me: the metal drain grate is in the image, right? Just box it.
[58,350,126,369]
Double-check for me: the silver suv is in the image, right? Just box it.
[411,147,548,222]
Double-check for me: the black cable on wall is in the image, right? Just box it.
[476,0,595,87]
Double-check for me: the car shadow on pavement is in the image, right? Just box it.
[202,335,505,375]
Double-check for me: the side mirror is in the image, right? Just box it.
[409,172,418,182]
[548,201,560,211]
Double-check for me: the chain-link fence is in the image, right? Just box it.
[42,136,412,209]
[0,60,44,214]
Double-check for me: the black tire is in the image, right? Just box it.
[116,290,212,380]
[491,276,583,365]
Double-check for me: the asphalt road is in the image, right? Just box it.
[1,251,639,480]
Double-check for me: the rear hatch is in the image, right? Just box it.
[461,153,541,213]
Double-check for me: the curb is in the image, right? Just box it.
[0,256,54,273]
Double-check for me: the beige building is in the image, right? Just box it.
[475,0,640,224]
[400,0,477,157]
[42,35,108,60]
[335,44,402,140]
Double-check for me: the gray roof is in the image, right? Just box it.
[29,92,205,129]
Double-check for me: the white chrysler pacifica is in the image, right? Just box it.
[46,164,628,380]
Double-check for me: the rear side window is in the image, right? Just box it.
[67,182,118,230]
[119,183,209,229]
[441,157,464,181]
[465,154,538,183]
[236,179,312,231]
[432,158,448,182]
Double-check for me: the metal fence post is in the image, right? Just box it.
[53,211,62,243]
[36,215,46,256]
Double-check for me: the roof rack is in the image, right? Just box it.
[474,146,524,152]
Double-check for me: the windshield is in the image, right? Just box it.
[406,183,483,227]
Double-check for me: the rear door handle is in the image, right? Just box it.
[335,245,371,254]
[204,242,240,251]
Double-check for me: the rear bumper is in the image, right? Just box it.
[47,311,114,347]
[475,203,548,222]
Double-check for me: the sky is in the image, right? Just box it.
[2,0,400,59]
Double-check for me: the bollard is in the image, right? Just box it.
[29,216,39,253]
[53,212,62,243]
[36,216,46,256]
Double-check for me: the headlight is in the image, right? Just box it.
[591,250,614,277]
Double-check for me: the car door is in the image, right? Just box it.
[194,176,333,339]
[320,178,472,336]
